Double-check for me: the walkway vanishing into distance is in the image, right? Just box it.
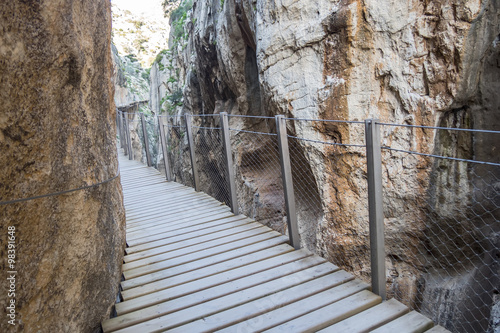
[101,153,449,333]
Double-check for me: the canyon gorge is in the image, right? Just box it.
[0,0,497,331]
[117,0,499,331]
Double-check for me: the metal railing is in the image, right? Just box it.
[116,110,499,333]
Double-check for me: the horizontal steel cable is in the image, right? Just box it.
[287,134,365,148]
[192,126,221,130]
[382,146,500,166]
[228,114,276,119]
[284,117,365,124]
[229,128,277,136]
[379,122,500,134]
[0,170,120,206]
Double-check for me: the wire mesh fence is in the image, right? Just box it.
[192,122,230,206]
[117,111,499,332]
[165,116,194,188]
[379,123,500,333]
[142,114,159,167]
[284,118,371,281]
[228,116,287,234]
[136,117,148,165]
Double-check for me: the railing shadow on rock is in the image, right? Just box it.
[116,110,500,333]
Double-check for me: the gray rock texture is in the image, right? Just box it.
[151,0,499,331]
[0,1,125,332]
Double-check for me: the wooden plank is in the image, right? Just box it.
[123,189,190,203]
[125,216,250,255]
[126,216,260,252]
[127,200,229,223]
[127,222,260,255]
[120,171,166,178]
[117,250,319,316]
[121,180,168,190]
[120,236,289,290]
[128,215,251,243]
[124,218,255,263]
[120,170,162,176]
[124,195,220,216]
[318,298,408,332]
[120,173,166,182]
[121,243,294,300]
[126,207,231,240]
[104,259,337,332]
[118,165,151,171]
[125,214,244,248]
[127,192,221,214]
[121,180,182,191]
[122,184,188,199]
[107,155,440,333]
[123,231,284,279]
[121,181,184,192]
[121,177,166,187]
[171,273,365,333]
[123,223,268,270]
[123,192,211,212]
[263,290,381,332]
[125,195,221,220]
[370,311,434,333]
[125,202,229,230]
[124,212,237,254]
[219,279,369,333]
[124,188,209,207]
[125,208,233,232]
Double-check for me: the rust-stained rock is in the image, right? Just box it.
[151,0,499,331]
[0,1,125,332]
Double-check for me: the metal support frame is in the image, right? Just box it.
[140,113,152,167]
[275,115,301,249]
[116,112,120,147]
[365,119,386,300]
[185,114,200,191]
[220,112,239,214]
[158,116,172,181]
[120,113,126,150]
[124,113,133,160]
[117,111,123,150]
[119,112,127,153]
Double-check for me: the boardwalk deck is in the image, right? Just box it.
[102,154,447,333]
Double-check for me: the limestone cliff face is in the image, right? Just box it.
[152,0,499,331]
[0,1,125,332]
[112,45,151,163]
[112,44,150,109]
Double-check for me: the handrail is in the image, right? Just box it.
[117,111,498,333]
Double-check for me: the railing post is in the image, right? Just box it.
[119,112,128,154]
[117,111,123,150]
[220,112,239,214]
[275,115,300,250]
[140,113,152,166]
[116,111,121,147]
[158,116,172,181]
[365,118,386,301]
[124,113,133,160]
[185,114,200,191]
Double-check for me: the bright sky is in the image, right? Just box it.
[111,0,165,19]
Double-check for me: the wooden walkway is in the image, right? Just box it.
[102,154,448,332]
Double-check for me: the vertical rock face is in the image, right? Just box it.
[112,45,151,163]
[0,1,125,332]
[152,0,499,331]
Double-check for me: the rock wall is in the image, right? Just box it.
[0,1,125,332]
[112,45,150,109]
[112,44,151,164]
[150,0,499,331]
